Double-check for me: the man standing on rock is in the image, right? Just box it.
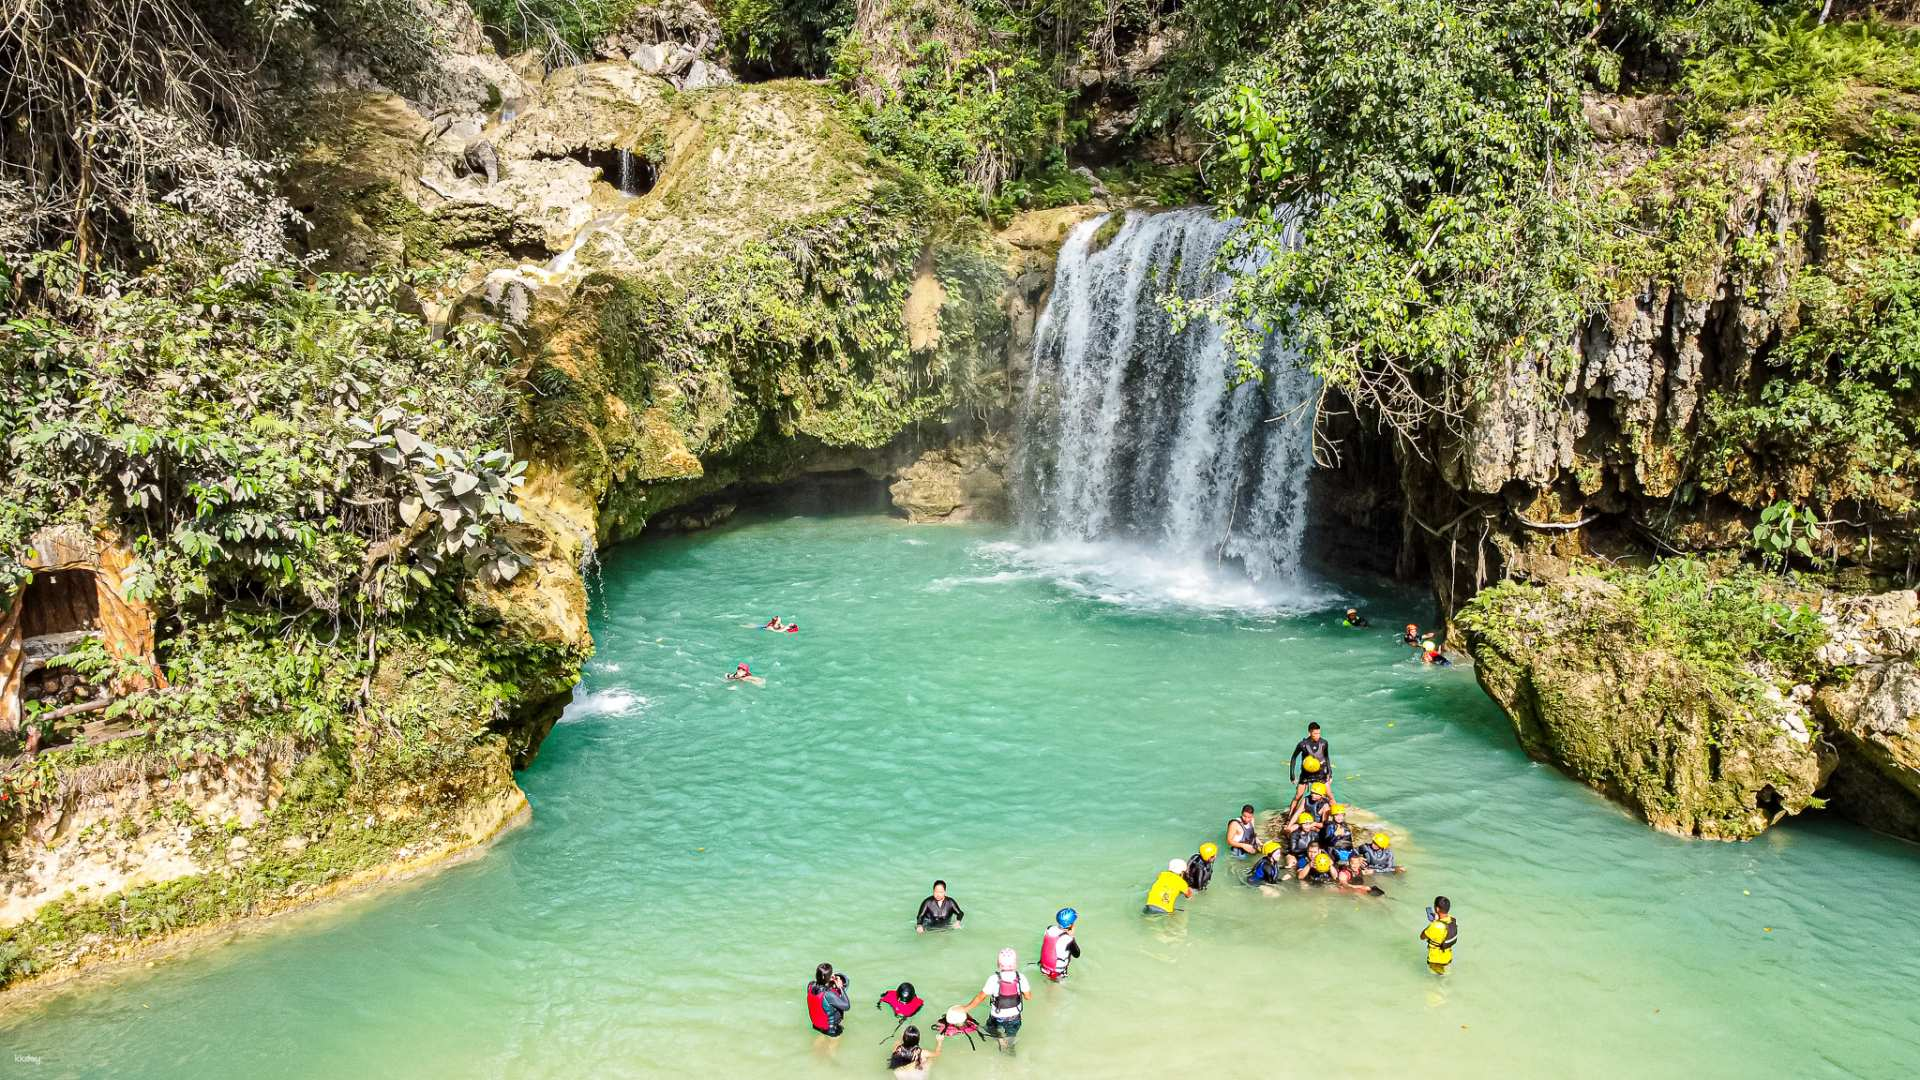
[1288,722,1331,807]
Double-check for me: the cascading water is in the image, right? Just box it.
[1014,208,1318,585]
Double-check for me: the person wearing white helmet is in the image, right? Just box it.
[1144,857,1194,914]
[953,947,1030,1052]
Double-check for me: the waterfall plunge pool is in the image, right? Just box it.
[5,515,1918,1078]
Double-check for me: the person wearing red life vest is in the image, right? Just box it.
[953,948,1030,1053]
[806,962,852,1036]
[1039,908,1081,981]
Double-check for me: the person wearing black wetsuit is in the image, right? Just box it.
[1288,722,1332,810]
[916,880,964,932]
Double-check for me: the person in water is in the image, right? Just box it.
[1299,850,1336,886]
[1421,634,1452,666]
[1289,723,1332,805]
[888,1025,939,1076]
[764,616,784,630]
[1358,832,1404,874]
[1421,896,1460,974]
[1185,842,1219,890]
[1226,804,1261,858]
[727,661,754,681]
[806,962,852,1036]
[916,881,964,932]
[1283,813,1316,872]
[1040,908,1081,981]
[1294,782,1332,825]
[1247,841,1288,885]
[1403,623,1421,648]
[955,948,1030,1052]
[1144,858,1193,914]
[1344,607,1371,628]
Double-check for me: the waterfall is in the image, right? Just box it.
[1014,208,1318,583]
[617,149,637,196]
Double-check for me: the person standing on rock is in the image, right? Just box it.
[1289,722,1332,805]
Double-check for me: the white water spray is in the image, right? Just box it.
[1014,208,1318,584]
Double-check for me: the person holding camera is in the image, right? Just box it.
[806,962,852,1036]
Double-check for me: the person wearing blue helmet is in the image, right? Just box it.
[1039,908,1081,981]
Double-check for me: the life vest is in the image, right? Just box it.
[1424,917,1458,966]
[1227,817,1255,851]
[1040,925,1073,980]
[785,625,799,633]
[990,970,1023,1018]
[1286,828,1313,855]
[1324,822,1353,853]
[880,990,923,1018]
[807,983,837,1033]
[1185,853,1213,889]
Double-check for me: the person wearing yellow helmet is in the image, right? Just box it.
[1184,842,1220,890]
[1419,896,1459,973]
[1287,723,1332,805]
[1320,805,1356,863]
[1358,831,1404,874]
[1246,841,1287,886]
[1298,845,1335,885]
[1281,813,1316,872]
[1225,804,1261,858]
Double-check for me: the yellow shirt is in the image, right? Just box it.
[1144,870,1189,913]
[1423,918,1455,965]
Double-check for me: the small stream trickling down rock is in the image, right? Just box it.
[1014,208,1319,581]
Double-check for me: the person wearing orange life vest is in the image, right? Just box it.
[954,948,1030,1052]
[1039,908,1081,981]
[806,962,852,1036]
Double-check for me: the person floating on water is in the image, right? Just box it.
[1344,607,1370,627]
[1288,722,1332,807]
[1039,908,1081,981]
[1421,896,1459,974]
[726,661,764,684]
[1226,804,1261,858]
[1358,832,1404,874]
[916,881,964,933]
[1247,841,1288,885]
[1421,634,1452,666]
[1185,842,1218,890]
[764,616,784,630]
[1144,858,1194,914]
[888,1024,939,1076]
[1403,623,1421,648]
[806,962,852,1036]
[954,948,1030,1053]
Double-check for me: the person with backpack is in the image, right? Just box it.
[805,962,851,1036]
[953,948,1030,1052]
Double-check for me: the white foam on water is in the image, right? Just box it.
[558,687,647,723]
[979,538,1340,617]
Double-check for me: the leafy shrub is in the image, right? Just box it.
[469,0,642,59]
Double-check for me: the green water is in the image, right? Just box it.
[5,515,1918,1078]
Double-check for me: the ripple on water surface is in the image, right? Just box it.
[4,515,1919,1079]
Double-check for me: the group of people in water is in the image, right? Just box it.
[798,606,1462,1072]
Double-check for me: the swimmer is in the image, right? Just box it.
[1144,858,1193,914]
[1421,634,1452,666]
[764,616,784,630]
[916,880,964,933]
[1420,896,1460,974]
[954,948,1029,1053]
[1403,623,1421,648]
[806,962,852,1036]
[1246,841,1288,885]
[725,662,765,685]
[1039,908,1080,981]
[1358,831,1404,874]
[888,1025,939,1076]
[1344,607,1371,628]
[1226,804,1261,858]
[1185,842,1219,890]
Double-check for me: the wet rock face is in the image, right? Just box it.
[1463,577,1832,840]
[889,438,1012,524]
[1812,591,1920,839]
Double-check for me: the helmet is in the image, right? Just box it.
[1294,812,1315,825]
[1313,854,1332,872]
[1310,783,1328,797]
[1302,755,1321,772]
[1056,907,1077,928]
[997,948,1017,970]
[1168,858,1187,873]
[1260,840,1281,856]
[1373,832,1391,848]
[946,1007,969,1027]
[897,981,916,1000]
[1331,803,1347,815]
[1199,842,1219,861]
